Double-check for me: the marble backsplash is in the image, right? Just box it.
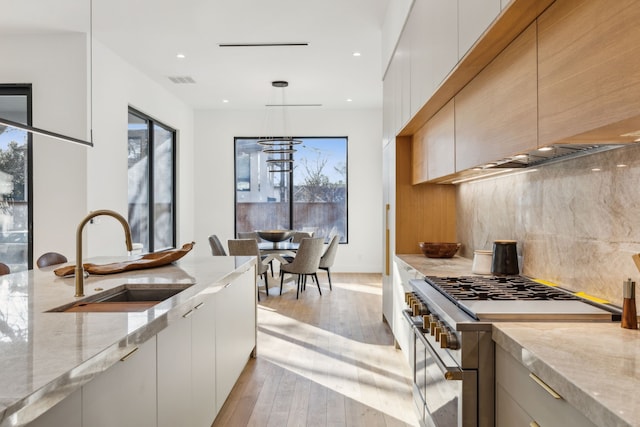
[456,142,640,305]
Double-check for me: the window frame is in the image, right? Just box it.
[0,84,33,270]
[127,107,177,252]
[233,136,348,243]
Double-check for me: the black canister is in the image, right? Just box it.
[491,240,519,275]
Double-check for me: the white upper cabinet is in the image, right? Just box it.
[408,0,458,116]
[458,0,501,59]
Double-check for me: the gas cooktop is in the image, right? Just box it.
[424,275,579,301]
[416,275,620,322]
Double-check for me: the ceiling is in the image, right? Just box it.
[0,0,390,110]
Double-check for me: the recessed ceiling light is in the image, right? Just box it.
[352,52,361,57]
[538,146,553,152]
[346,98,353,102]
[176,53,186,59]
[617,163,628,168]
[591,168,601,172]
[513,154,528,159]
[222,99,229,103]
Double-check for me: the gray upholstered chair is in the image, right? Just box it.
[318,234,339,290]
[228,238,269,300]
[237,231,274,276]
[208,235,227,256]
[291,231,313,243]
[279,237,324,299]
[36,252,68,268]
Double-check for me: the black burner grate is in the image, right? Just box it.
[424,276,579,302]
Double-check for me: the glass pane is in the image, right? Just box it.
[234,137,347,242]
[127,112,149,251]
[293,138,347,242]
[0,95,29,272]
[235,138,291,233]
[153,124,174,250]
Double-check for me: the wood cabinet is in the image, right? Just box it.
[412,99,455,183]
[538,0,640,146]
[455,22,537,171]
[82,338,157,427]
[495,345,597,427]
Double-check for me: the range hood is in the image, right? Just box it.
[433,143,629,184]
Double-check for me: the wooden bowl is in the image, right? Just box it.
[257,230,295,242]
[418,242,461,258]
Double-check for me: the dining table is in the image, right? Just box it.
[258,241,299,265]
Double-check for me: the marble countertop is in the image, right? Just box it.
[493,323,640,427]
[0,255,255,427]
[396,253,640,427]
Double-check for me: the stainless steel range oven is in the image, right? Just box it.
[404,275,620,427]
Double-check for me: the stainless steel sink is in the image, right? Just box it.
[47,283,194,312]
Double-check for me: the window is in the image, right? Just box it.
[234,137,347,242]
[0,85,32,272]
[128,108,176,252]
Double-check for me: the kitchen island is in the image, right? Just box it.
[396,254,640,427]
[0,255,256,427]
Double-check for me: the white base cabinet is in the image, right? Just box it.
[215,269,256,413]
[83,338,157,427]
[495,345,597,427]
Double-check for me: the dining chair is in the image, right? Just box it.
[238,231,274,276]
[228,238,269,301]
[279,237,324,299]
[318,234,339,291]
[291,231,313,243]
[36,252,68,268]
[0,262,9,276]
[208,235,227,256]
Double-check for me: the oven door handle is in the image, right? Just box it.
[415,326,464,381]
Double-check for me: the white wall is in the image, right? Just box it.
[88,41,195,256]
[1,34,89,262]
[194,108,383,272]
[0,34,196,262]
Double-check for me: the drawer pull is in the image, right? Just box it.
[183,309,194,318]
[120,347,139,362]
[529,373,562,399]
[530,422,540,427]
[194,302,204,310]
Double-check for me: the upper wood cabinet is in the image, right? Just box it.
[412,99,455,184]
[455,23,537,171]
[538,0,640,146]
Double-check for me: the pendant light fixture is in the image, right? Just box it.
[258,80,300,173]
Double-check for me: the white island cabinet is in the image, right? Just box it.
[4,256,257,427]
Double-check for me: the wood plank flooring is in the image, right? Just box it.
[213,273,418,427]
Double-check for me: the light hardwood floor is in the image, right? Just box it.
[212,273,418,427]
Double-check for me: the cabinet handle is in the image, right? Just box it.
[183,309,194,318]
[194,302,204,310]
[529,373,562,399]
[530,422,540,427]
[120,347,139,362]
[223,282,232,288]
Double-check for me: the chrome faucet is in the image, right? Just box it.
[75,209,134,297]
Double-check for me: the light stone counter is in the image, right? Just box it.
[396,254,473,277]
[0,255,255,426]
[493,323,640,427]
